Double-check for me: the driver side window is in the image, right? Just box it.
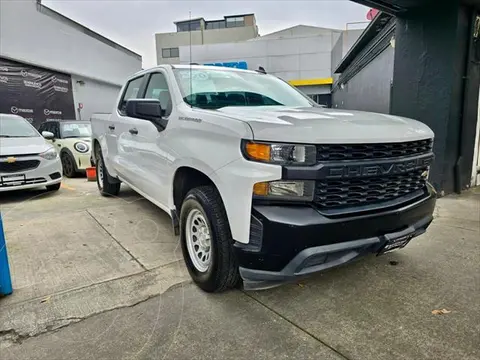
[144,72,172,117]
[118,76,144,115]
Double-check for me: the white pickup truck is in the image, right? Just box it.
[91,65,436,292]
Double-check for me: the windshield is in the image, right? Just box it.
[0,115,40,138]
[173,68,315,109]
[60,122,92,138]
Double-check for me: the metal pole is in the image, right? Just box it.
[0,213,13,296]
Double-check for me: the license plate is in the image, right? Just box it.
[378,234,414,255]
[2,174,26,183]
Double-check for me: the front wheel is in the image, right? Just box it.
[61,152,77,178]
[180,186,241,293]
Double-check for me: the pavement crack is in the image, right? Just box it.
[85,209,148,271]
[0,279,192,348]
[0,329,26,346]
[242,291,352,360]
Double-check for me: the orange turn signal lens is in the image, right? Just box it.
[253,182,269,196]
[245,142,271,162]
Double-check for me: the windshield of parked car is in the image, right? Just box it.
[0,115,40,138]
[173,68,315,109]
[60,122,91,138]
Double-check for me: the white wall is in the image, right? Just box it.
[178,31,336,81]
[71,76,120,121]
[155,26,257,65]
[0,0,141,86]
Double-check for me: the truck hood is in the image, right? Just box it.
[217,107,434,143]
[0,136,52,156]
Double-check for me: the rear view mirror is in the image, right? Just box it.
[42,131,54,140]
[125,99,167,131]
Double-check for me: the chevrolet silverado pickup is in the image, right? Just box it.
[91,65,436,292]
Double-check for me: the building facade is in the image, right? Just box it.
[174,25,362,107]
[155,14,259,65]
[0,0,142,126]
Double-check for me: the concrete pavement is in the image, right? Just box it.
[0,178,479,359]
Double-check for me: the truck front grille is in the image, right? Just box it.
[0,160,40,173]
[316,139,433,161]
[314,169,427,209]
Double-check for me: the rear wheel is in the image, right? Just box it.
[180,186,240,292]
[61,152,77,178]
[96,150,120,196]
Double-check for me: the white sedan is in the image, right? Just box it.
[0,114,62,192]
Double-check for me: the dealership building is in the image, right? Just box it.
[0,0,142,128]
[155,14,363,106]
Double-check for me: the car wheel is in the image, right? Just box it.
[96,150,120,196]
[180,186,241,293]
[61,152,77,178]
[46,183,61,191]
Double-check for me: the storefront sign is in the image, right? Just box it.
[0,57,76,128]
[204,61,248,70]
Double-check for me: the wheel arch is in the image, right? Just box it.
[171,166,228,235]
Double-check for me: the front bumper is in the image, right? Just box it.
[0,156,62,192]
[236,185,436,290]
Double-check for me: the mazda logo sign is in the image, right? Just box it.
[44,109,50,115]
[21,70,28,77]
[10,106,18,114]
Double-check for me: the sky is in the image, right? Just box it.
[42,0,370,68]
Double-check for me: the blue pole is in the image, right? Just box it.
[0,213,13,296]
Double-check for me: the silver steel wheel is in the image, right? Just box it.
[185,208,212,273]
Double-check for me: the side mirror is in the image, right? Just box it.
[42,131,55,140]
[125,99,167,130]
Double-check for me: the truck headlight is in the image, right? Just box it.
[242,141,316,166]
[74,142,90,153]
[253,180,315,201]
[39,147,58,160]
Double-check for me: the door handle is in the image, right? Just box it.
[108,125,115,130]
[129,128,138,135]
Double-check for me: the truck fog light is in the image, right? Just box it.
[253,180,314,201]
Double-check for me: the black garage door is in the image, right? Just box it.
[0,57,76,128]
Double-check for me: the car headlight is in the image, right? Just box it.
[253,180,315,202]
[39,147,58,160]
[74,142,90,153]
[242,140,316,165]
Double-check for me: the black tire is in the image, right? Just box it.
[61,152,77,178]
[180,186,241,293]
[46,183,61,191]
[96,150,120,196]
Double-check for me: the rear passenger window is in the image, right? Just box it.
[144,72,172,117]
[118,76,144,114]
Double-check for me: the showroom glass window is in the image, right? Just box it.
[162,47,179,58]
[226,17,245,28]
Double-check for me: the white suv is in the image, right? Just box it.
[0,114,62,192]
[91,65,436,292]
